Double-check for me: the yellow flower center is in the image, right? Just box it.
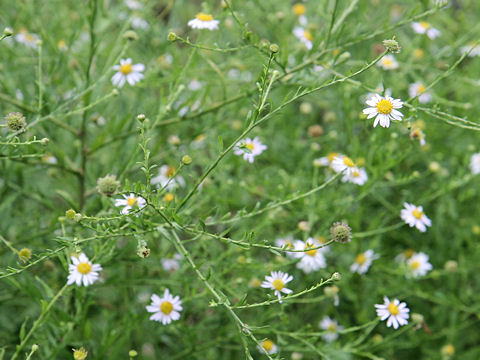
[417,84,426,93]
[305,243,317,256]
[292,4,306,15]
[262,339,274,352]
[353,170,360,177]
[387,302,400,316]
[18,248,32,261]
[57,40,67,49]
[245,142,255,151]
[444,344,455,356]
[166,166,176,177]
[410,260,420,270]
[382,58,393,66]
[196,13,213,22]
[327,152,338,162]
[160,301,174,314]
[343,156,355,167]
[164,193,174,202]
[316,236,327,244]
[412,209,423,219]
[420,21,430,29]
[77,262,92,274]
[376,99,393,114]
[404,249,415,259]
[304,30,313,42]
[327,324,336,332]
[127,197,137,207]
[120,63,132,75]
[356,253,367,265]
[413,49,425,59]
[272,279,284,291]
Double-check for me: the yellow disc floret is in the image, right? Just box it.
[127,197,137,207]
[160,301,174,314]
[196,13,214,21]
[77,262,92,275]
[356,253,367,265]
[343,156,355,167]
[262,339,274,352]
[272,279,284,291]
[412,209,423,219]
[120,63,132,75]
[387,302,400,316]
[292,4,306,15]
[376,99,393,114]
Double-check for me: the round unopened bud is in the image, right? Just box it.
[330,221,352,243]
[19,248,32,262]
[129,350,138,358]
[298,221,310,232]
[372,334,383,343]
[331,272,342,281]
[411,313,424,325]
[383,38,401,53]
[3,27,13,37]
[96,174,120,197]
[73,213,83,222]
[291,352,303,360]
[444,260,458,272]
[5,112,27,132]
[429,161,440,172]
[137,113,146,122]
[308,124,324,138]
[31,344,39,352]
[65,209,76,220]
[269,43,279,53]
[112,89,120,96]
[123,30,139,41]
[40,138,50,146]
[323,111,337,123]
[167,32,177,42]
[73,347,88,360]
[182,155,192,165]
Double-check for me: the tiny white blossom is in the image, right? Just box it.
[146,289,183,325]
[151,165,186,190]
[331,155,367,185]
[261,271,293,303]
[234,137,267,163]
[257,339,278,355]
[400,202,432,232]
[115,193,146,214]
[363,94,404,128]
[350,249,379,274]
[470,153,480,174]
[111,58,145,88]
[319,316,344,342]
[292,238,328,274]
[188,13,220,30]
[377,54,399,70]
[409,82,432,103]
[375,297,410,329]
[15,28,40,49]
[293,27,314,50]
[407,252,433,278]
[125,0,143,10]
[411,22,441,39]
[131,17,150,30]
[461,42,480,57]
[314,152,342,168]
[161,253,182,272]
[67,253,102,287]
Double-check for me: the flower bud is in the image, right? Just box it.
[18,248,32,262]
[40,138,50,146]
[3,27,13,37]
[137,113,146,121]
[73,213,83,222]
[332,272,342,281]
[382,38,401,53]
[112,89,120,96]
[96,174,120,197]
[128,350,138,358]
[308,125,324,138]
[330,221,352,243]
[444,260,457,272]
[167,32,177,42]
[5,112,27,132]
[65,209,76,220]
[73,347,88,360]
[411,313,424,325]
[182,155,192,165]
[441,344,455,357]
[31,344,39,352]
[269,43,279,53]
[123,30,139,41]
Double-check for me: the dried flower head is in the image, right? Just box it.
[330,222,352,243]
[96,174,120,197]
[5,112,27,132]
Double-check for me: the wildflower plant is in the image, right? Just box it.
[1,0,480,359]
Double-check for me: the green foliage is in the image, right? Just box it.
[1,0,480,359]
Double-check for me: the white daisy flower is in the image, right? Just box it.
[188,79,202,91]
[314,152,342,168]
[292,3,308,26]
[375,296,410,329]
[350,249,379,274]
[400,202,432,232]
[411,22,441,39]
[461,42,480,57]
[111,58,145,88]
[151,165,186,190]
[293,27,314,50]
[41,154,58,164]
[161,253,182,272]
[345,166,368,186]
[409,82,432,103]
[292,238,327,274]
[261,271,293,303]
[394,248,416,264]
[131,17,150,30]
[363,94,404,128]
[377,54,399,70]
[469,153,480,174]
[146,288,183,325]
[234,137,267,163]
[257,339,278,355]
[406,252,433,278]
[331,155,366,184]
[67,253,102,287]
[15,28,40,49]
[275,236,296,256]
[319,316,344,343]
[188,13,220,30]
[115,193,146,214]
